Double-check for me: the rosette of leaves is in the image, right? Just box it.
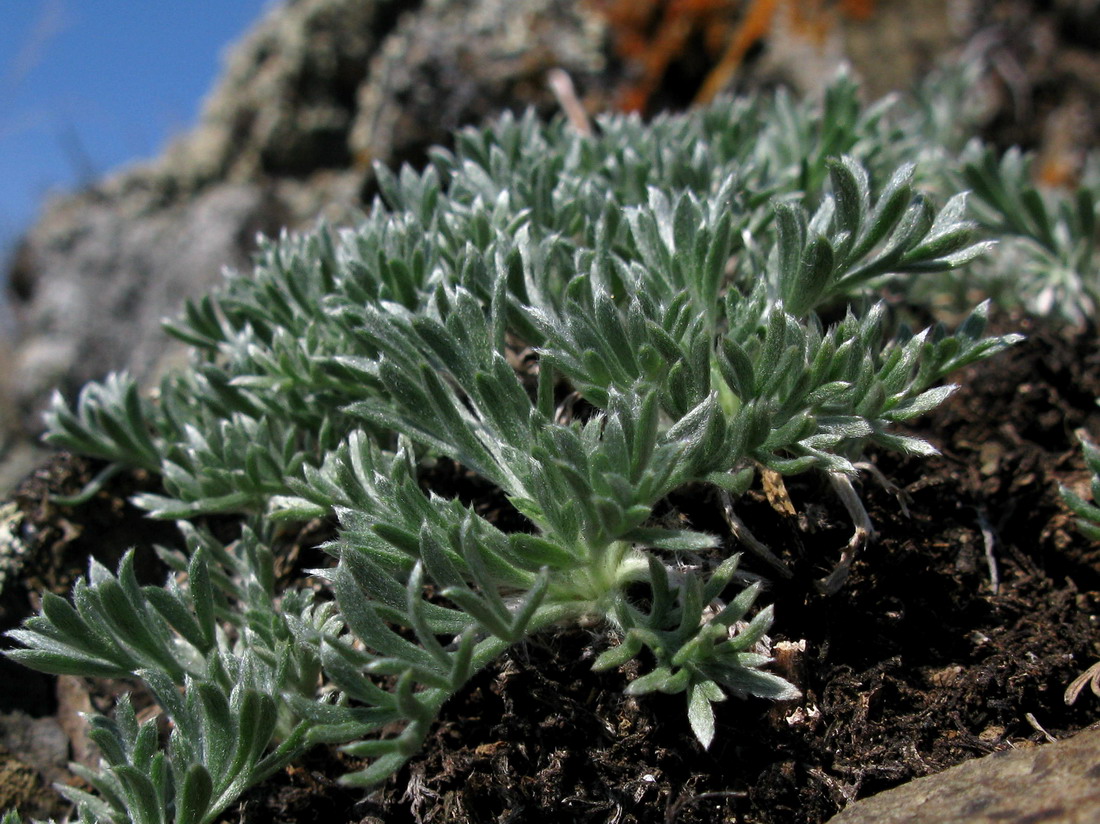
[526,157,1010,469]
[267,281,806,779]
[7,64,1028,820]
[924,141,1100,323]
[5,522,336,824]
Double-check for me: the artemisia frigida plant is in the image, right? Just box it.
[4,66,1024,824]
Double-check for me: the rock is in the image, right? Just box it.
[0,749,40,815]
[159,0,405,187]
[0,711,71,820]
[1,0,609,444]
[0,710,70,787]
[349,0,608,171]
[826,728,1100,824]
[7,181,287,433]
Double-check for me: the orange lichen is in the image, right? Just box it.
[591,0,741,113]
[839,0,876,20]
[591,0,879,113]
[1036,154,1081,189]
[694,0,781,105]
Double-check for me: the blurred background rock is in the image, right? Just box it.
[2,0,1098,493]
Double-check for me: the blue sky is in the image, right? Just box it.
[0,0,272,262]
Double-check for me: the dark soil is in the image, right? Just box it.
[4,313,1098,824]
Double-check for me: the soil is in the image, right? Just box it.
[2,311,1099,824]
[0,457,180,719]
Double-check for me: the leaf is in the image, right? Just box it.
[620,528,718,551]
[4,643,134,680]
[688,680,718,749]
[175,764,213,824]
[195,683,234,776]
[333,553,439,670]
[508,534,579,571]
[112,765,162,824]
[592,632,644,672]
[624,666,677,696]
[885,385,957,421]
[338,751,410,788]
[774,201,807,288]
[786,236,835,316]
[871,431,940,456]
[717,665,801,701]
[702,466,755,495]
[143,587,208,655]
[828,156,869,242]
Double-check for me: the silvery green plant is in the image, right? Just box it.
[6,64,1026,822]
[1062,431,1100,542]
[6,521,335,824]
[954,144,1099,323]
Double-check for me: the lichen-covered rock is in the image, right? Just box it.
[159,0,406,186]
[349,0,608,170]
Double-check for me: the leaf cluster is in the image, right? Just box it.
[7,523,332,823]
[1062,432,1100,543]
[7,60,1031,821]
[911,142,1100,324]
